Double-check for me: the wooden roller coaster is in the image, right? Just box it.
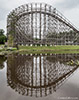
[7,3,79,45]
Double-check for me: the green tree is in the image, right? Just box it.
[0,29,7,44]
[0,29,4,35]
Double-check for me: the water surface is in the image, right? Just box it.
[0,54,79,100]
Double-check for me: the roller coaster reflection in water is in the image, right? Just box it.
[7,3,79,45]
[7,54,79,97]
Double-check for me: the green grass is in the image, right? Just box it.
[1,45,79,56]
[19,50,79,54]
[0,44,4,46]
[19,45,79,50]
[0,45,17,56]
[18,45,79,54]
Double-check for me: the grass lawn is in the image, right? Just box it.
[19,45,79,50]
[1,45,79,55]
[18,45,79,54]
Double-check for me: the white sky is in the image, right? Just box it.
[0,0,79,34]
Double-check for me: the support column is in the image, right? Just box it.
[35,3,37,39]
[31,4,33,40]
[39,3,42,40]
[43,4,47,41]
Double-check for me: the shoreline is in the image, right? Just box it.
[1,45,79,56]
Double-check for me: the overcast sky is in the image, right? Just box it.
[0,0,79,34]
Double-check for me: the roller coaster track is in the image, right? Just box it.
[7,3,79,45]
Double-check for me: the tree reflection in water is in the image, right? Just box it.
[7,54,79,97]
[0,56,6,70]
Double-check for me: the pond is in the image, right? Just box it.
[0,54,79,100]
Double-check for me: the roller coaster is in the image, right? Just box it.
[7,3,79,45]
